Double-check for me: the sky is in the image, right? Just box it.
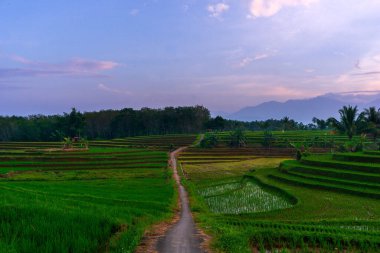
[1,0,380,115]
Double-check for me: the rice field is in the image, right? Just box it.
[0,131,379,252]
[199,179,293,214]
[0,146,176,253]
[180,142,380,252]
[0,133,197,151]
[212,130,370,148]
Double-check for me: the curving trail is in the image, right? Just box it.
[156,145,207,253]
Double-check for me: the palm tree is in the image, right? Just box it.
[362,107,380,141]
[363,107,380,123]
[329,105,362,140]
[312,117,328,130]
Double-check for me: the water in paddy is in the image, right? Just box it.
[199,180,293,214]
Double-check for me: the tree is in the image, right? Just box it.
[199,133,219,148]
[64,108,85,138]
[281,117,297,131]
[262,130,276,149]
[289,142,312,160]
[329,105,363,140]
[205,116,226,131]
[228,129,247,148]
[362,107,380,141]
[312,117,328,130]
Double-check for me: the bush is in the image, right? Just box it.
[199,133,219,148]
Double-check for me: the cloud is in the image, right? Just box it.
[237,53,270,68]
[354,54,380,75]
[10,55,33,64]
[98,83,132,95]
[253,53,269,60]
[1,56,119,78]
[239,57,253,68]
[129,9,139,16]
[207,3,229,18]
[334,53,380,92]
[250,0,318,17]
[304,68,315,73]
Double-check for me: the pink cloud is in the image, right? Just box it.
[250,0,319,17]
[2,56,119,78]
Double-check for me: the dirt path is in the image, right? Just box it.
[156,143,207,253]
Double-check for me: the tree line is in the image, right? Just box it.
[0,106,210,141]
[0,105,378,142]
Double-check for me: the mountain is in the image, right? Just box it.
[226,92,380,123]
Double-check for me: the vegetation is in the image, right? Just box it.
[199,178,294,214]
[0,106,210,141]
[228,129,247,148]
[0,105,380,252]
[179,132,380,253]
[199,133,219,148]
[362,107,380,141]
[0,143,178,253]
[328,105,364,140]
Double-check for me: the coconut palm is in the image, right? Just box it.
[329,105,363,140]
[312,117,328,130]
[362,107,380,141]
[363,107,380,124]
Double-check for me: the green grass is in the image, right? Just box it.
[199,178,294,214]
[0,147,175,253]
[179,148,380,252]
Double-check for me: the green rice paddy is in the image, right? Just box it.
[199,179,293,214]
[179,136,380,252]
[0,144,177,253]
[1,131,379,252]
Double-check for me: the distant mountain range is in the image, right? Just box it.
[220,91,380,123]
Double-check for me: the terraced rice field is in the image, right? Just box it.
[274,152,380,199]
[179,145,380,252]
[0,134,197,151]
[213,130,369,148]
[1,131,379,252]
[0,147,175,253]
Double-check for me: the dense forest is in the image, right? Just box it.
[0,106,315,141]
[1,105,377,142]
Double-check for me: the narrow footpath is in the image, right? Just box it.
[156,147,207,253]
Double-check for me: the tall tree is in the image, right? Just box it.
[65,108,85,138]
[312,117,328,130]
[329,105,363,140]
[362,107,380,141]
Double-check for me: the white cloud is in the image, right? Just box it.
[207,3,230,18]
[239,57,253,68]
[354,53,380,75]
[250,0,319,17]
[332,52,380,92]
[254,53,269,60]
[98,83,132,95]
[238,53,270,68]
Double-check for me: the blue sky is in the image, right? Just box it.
[1,0,380,115]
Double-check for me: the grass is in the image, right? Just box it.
[179,147,380,252]
[199,179,293,214]
[1,131,379,252]
[210,130,370,148]
[0,147,176,253]
[0,134,197,151]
